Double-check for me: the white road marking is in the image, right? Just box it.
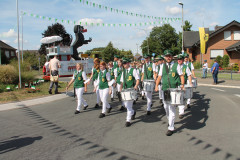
[211,88,225,92]
[234,94,240,98]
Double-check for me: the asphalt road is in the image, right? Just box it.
[0,84,240,160]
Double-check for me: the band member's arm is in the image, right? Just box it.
[89,68,94,80]
[191,70,196,78]
[82,71,88,92]
[66,76,75,91]
[133,69,140,90]
[186,67,193,86]
[155,76,162,91]
[141,65,144,81]
[180,75,185,90]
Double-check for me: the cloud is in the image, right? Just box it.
[130,25,155,40]
[166,6,182,15]
[160,0,172,2]
[0,29,17,38]
[14,38,28,44]
[209,22,219,27]
[78,18,104,25]
[1,40,10,44]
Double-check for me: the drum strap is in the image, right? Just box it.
[144,64,148,79]
[165,63,172,88]
[123,68,127,89]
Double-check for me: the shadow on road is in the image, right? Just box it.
[0,136,42,154]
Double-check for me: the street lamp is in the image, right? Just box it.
[136,28,150,55]
[179,2,184,54]
[16,0,22,88]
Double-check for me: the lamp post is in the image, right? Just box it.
[16,0,22,88]
[179,2,184,54]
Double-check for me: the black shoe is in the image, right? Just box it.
[133,100,136,105]
[99,113,105,118]
[118,93,122,102]
[142,96,145,100]
[55,92,60,94]
[179,115,184,119]
[136,98,138,101]
[160,99,163,104]
[147,111,151,115]
[83,105,88,110]
[119,106,125,111]
[95,104,100,108]
[111,98,114,102]
[151,104,153,107]
[125,122,131,127]
[187,104,191,109]
[131,111,136,120]
[107,107,112,113]
[75,110,80,114]
[166,130,174,136]
[48,90,52,94]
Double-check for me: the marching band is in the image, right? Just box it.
[66,50,197,136]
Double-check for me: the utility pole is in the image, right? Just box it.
[16,0,22,88]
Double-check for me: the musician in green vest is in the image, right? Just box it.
[137,63,144,99]
[120,58,140,127]
[114,59,125,110]
[94,61,112,118]
[154,55,165,105]
[141,54,156,115]
[183,53,196,108]
[89,58,100,108]
[66,63,88,114]
[155,50,185,136]
[113,55,119,69]
[177,54,192,119]
[108,61,115,102]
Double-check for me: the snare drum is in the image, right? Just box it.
[187,78,197,88]
[121,88,138,101]
[143,80,155,92]
[164,88,184,105]
[184,85,193,99]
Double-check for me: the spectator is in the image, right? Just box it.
[48,55,61,94]
[211,60,219,85]
[202,60,208,78]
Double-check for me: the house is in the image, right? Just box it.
[0,40,17,64]
[184,20,240,70]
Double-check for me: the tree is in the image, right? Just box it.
[183,20,193,31]
[222,55,230,68]
[216,56,223,67]
[141,24,179,56]
[38,23,72,55]
[118,49,133,60]
[102,42,117,62]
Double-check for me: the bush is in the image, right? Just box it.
[0,65,18,84]
[232,63,239,71]
[216,56,223,67]
[10,59,32,72]
[222,55,230,68]
[193,61,201,69]
[21,72,36,84]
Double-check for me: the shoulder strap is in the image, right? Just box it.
[144,64,148,79]
[165,63,171,88]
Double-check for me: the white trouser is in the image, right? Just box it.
[99,88,110,114]
[123,100,134,122]
[94,80,100,104]
[117,83,121,92]
[163,93,176,131]
[187,98,191,105]
[158,85,163,100]
[76,88,88,111]
[178,105,185,115]
[141,90,144,96]
[111,85,114,98]
[144,91,152,111]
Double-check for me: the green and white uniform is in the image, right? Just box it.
[92,68,100,105]
[108,67,115,99]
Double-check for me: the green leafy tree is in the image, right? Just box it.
[216,56,223,67]
[183,20,193,31]
[118,49,133,60]
[39,23,72,55]
[222,55,230,68]
[141,24,179,56]
[102,42,117,62]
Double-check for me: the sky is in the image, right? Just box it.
[0,0,240,55]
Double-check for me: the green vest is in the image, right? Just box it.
[93,68,100,81]
[109,68,115,80]
[187,62,192,71]
[143,62,154,80]
[123,68,135,89]
[113,61,118,69]
[116,67,122,84]
[182,64,188,84]
[99,70,109,90]
[74,71,84,88]
[162,63,181,91]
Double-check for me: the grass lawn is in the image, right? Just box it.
[194,71,240,80]
[0,81,73,104]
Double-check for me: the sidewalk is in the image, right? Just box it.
[0,79,239,112]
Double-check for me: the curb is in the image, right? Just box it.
[198,83,240,89]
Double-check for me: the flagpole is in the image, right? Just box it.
[16,0,22,88]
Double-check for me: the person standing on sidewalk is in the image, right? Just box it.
[48,55,61,94]
[202,60,208,78]
[211,60,219,85]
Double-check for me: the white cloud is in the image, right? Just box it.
[78,18,103,25]
[160,0,172,2]
[1,40,10,44]
[14,38,28,44]
[166,6,182,15]
[0,29,17,38]
[209,22,219,27]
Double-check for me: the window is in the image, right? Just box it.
[234,31,240,40]
[11,51,15,56]
[61,55,67,61]
[5,51,10,58]
[224,31,231,40]
[210,50,224,58]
